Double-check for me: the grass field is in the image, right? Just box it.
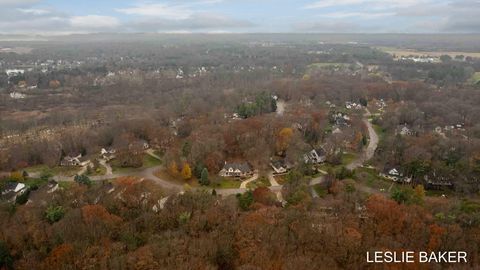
[111,154,162,173]
[468,72,480,85]
[313,184,328,198]
[377,46,480,59]
[153,169,199,187]
[211,177,241,189]
[87,165,106,176]
[246,176,271,189]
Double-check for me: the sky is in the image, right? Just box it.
[0,0,479,35]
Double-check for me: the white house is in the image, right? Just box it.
[5,69,24,77]
[1,182,27,202]
[100,147,116,160]
[10,92,26,99]
[219,162,253,178]
[381,168,412,183]
[61,153,90,167]
[304,147,327,164]
[397,125,413,136]
[270,159,291,174]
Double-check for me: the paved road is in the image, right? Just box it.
[99,159,112,175]
[276,99,286,116]
[267,171,280,187]
[346,109,379,170]
[12,109,379,199]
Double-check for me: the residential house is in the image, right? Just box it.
[345,101,362,110]
[397,125,413,136]
[100,147,116,161]
[5,69,24,78]
[61,153,90,167]
[128,140,150,154]
[10,92,26,99]
[331,112,351,126]
[424,172,454,190]
[1,182,27,202]
[304,147,327,164]
[270,158,292,174]
[381,168,412,183]
[219,162,253,178]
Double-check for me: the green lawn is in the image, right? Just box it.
[49,166,81,177]
[24,178,49,188]
[210,177,241,189]
[24,164,49,173]
[111,154,162,173]
[354,167,392,190]
[313,184,328,198]
[246,176,271,189]
[153,169,199,187]
[468,72,480,85]
[58,181,73,189]
[372,124,386,141]
[143,154,162,167]
[87,165,106,176]
[342,152,357,164]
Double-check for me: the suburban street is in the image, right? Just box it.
[10,108,379,198]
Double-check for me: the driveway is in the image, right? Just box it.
[23,109,380,199]
[267,171,280,187]
[240,173,258,189]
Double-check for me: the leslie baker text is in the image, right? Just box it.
[367,251,467,264]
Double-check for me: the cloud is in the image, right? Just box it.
[70,15,121,29]
[117,2,254,32]
[304,0,425,9]
[128,12,254,31]
[442,0,480,32]
[292,20,362,33]
[17,8,51,15]
[116,3,193,20]
[319,11,395,19]
[0,0,39,6]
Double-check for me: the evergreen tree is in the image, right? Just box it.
[200,168,210,186]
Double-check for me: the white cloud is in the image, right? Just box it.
[70,15,120,29]
[304,0,365,9]
[304,0,427,9]
[116,3,193,20]
[17,8,50,15]
[0,0,39,6]
[319,11,395,18]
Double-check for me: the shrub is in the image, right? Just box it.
[45,206,65,224]
[74,174,92,186]
[0,241,13,270]
[237,191,254,211]
[15,189,30,205]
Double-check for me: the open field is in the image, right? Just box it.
[111,154,162,173]
[0,47,33,54]
[468,72,480,85]
[377,46,480,59]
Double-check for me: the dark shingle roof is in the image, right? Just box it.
[223,162,251,173]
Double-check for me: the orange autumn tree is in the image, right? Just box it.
[276,127,293,154]
[168,161,179,177]
[181,163,192,180]
[428,224,446,251]
[41,243,74,270]
[81,204,122,225]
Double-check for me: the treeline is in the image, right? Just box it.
[1,174,480,269]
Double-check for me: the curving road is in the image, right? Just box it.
[346,109,379,170]
[17,109,379,198]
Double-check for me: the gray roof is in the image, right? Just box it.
[223,162,252,173]
[314,147,326,156]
